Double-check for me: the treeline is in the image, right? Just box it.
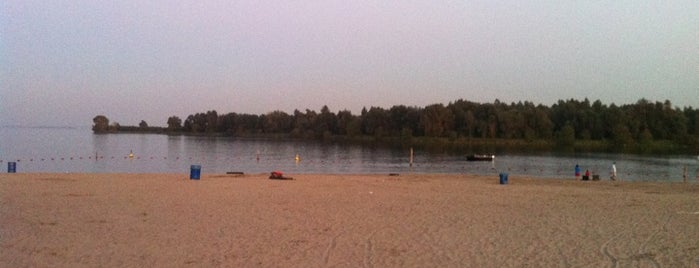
[93,98,699,153]
[92,117,166,134]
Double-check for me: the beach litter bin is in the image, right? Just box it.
[190,165,201,180]
[499,172,508,184]
[8,162,16,173]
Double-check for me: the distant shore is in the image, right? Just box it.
[2,173,698,267]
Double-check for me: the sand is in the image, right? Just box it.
[1,173,698,267]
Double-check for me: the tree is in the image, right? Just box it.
[235,113,261,134]
[139,120,148,128]
[638,128,654,150]
[183,114,202,132]
[92,115,110,133]
[612,125,634,149]
[498,109,525,139]
[263,110,293,133]
[135,96,695,152]
[388,105,421,137]
[205,110,218,133]
[421,104,454,137]
[362,107,390,137]
[533,107,553,139]
[167,116,182,131]
[556,124,575,147]
[291,109,318,138]
[315,105,338,138]
[336,110,354,136]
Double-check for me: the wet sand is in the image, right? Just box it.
[1,173,698,267]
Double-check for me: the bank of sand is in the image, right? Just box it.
[1,173,698,267]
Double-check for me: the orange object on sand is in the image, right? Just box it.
[269,171,292,180]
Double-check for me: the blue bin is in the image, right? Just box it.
[8,162,16,173]
[190,165,201,180]
[499,173,508,184]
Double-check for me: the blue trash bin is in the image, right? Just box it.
[499,172,508,184]
[190,165,201,180]
[8,162,16,173]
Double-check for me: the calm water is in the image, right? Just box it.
[1,127,697,182]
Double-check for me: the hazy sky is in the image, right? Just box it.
[2,1,698,127]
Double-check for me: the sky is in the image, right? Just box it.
[1,0,698,127]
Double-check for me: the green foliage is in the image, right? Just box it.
[556,124,576,147]
[92,115,109,133]
[93,98,698,154]
[422,104,453,137]
[612,125,634,149]
[167,116,182,131]
[638,129,653,147]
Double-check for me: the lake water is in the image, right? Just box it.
[1,127,697,182]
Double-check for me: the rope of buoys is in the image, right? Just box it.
[4,154,358,167]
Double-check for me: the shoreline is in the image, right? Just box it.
[2,173,698,267]
[3,170,698,183]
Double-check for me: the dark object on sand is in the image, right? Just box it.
[269,171,293,180]
[582,175,589,181]
[499,173,509,184]
[8,162,17,173]
[467,154,495,161]
[389,173,400,176]
[190,165,201,180]
[592,175,600,181]
[226,171,244,175]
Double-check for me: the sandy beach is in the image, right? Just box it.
[1,173,698,267]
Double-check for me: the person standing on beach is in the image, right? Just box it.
[611,162,617,181]
[575,164,581,180]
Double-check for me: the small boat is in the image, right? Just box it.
[466,154,495,162]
